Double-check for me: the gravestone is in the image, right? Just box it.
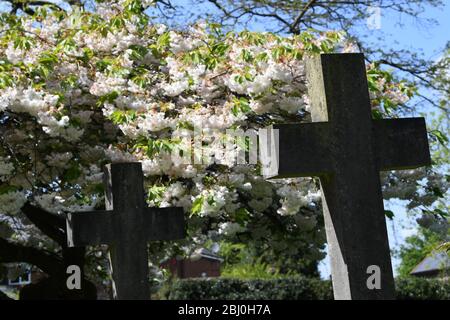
[66,162,185,300]
[259,53,431,300]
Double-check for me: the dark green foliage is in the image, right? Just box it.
[165,277,450,300]
[395,277,450,300]
[167,277,333,300]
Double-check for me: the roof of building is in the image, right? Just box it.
[192,248,223,262]
[410,251,450,276]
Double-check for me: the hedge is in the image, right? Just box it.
[395,277,450,300]
[166,277,450,300]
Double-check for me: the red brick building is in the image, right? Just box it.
[162,248,222,278]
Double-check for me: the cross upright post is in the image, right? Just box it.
[259,53,431,300]
[66,162,185,300]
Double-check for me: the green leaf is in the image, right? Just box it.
[231,97,251,116]
[213,42,229,55]
[234,75,244,84]
[128,44,149,61]
[110,17,125,30]
[191,196,204,216]
[109,110,127,124]
[234,207,250,224]
[80,48,94,63]
[241,49,253,62]
[0,72,13,88]
[95,58,113,72]
[372,109,384,120]
[38,52,58,67]
[56,38,77,54]
[89,183,104,194]
[0,185,18,195]
[97,91,119,106]
[384,210,395,220]
[147,185,166,206]
[434,208,449,218]
[63,165,81,182]
[157,32,170,50]
[239,97,251,113]
[14,37,33,50]
[429,130,449,147]
[255,52,268,62]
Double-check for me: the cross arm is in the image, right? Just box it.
[259,123,333,179]
[374,118,431,171]
[66,211,116,247]
[143,207,185,241]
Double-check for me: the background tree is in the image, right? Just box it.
[396,223,449,277]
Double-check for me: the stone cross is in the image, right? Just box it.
[66,162,185,300]
[259,53,431,300]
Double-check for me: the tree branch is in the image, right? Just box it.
[291,0,319,33]
[21,202,66,247]
[0,237,62,276]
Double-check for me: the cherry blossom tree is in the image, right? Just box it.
[0,0,447,299]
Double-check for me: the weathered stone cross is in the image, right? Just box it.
[66,162,185,300]
[260,53,431,300]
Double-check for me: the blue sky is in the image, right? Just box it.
[377,4,449,59]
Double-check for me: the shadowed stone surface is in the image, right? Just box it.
[259,53,431,300]
[66,162,185,300]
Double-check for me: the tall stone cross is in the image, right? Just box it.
[66,162,185,300]
[259,53,431,300]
